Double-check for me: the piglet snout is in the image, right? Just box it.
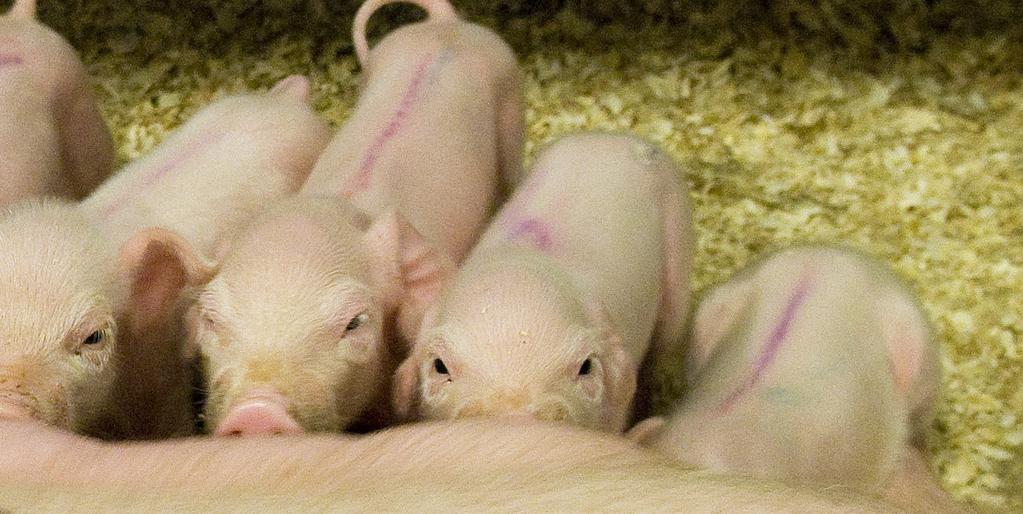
[214,389,303,437]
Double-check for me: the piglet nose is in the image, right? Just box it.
[214,390,303,437]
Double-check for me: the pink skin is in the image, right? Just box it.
[0,400,31,420]
[713,268,814,417]
[0,419,903,512]
[214,388,302,437]
[190,0,523,438]
[629,246,965,513]
[341,50,454,197]
[0,77,329,439]
[81,75,329,249]
[506,217,556,252]
[393,133,694,433]
[95,131,229,220]
[0,0,115,206]
[303,0,525,263]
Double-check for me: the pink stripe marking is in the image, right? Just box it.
[98,131,226,219]
[341,51,446,198]
[713,271,815,416]
[494,164,553,225]
[507,217,555,252]
[493,162,561,239]
[0,54,23,66]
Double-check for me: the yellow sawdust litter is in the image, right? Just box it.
[75,8,1020,511]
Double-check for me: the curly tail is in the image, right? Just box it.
[352,0,457,68]
[8,0,36,19]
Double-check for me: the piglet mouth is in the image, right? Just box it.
[0,392,36,422]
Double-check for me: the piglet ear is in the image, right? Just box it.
[603,341,637,433]
[875,287,940,430]
[180,301,210,362]
[181,305,200,362]
[391,356,422,421]
[120,228,215,333]
[363,210,454,347]
[584,299,637,433]
[688,278,756,381]
[268,75,311,103]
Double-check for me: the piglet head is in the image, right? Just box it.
[393,259,637,432]
[0,201,211,433]
[0,311,116,430]
[0,202,120,431]
[189,199,452,435]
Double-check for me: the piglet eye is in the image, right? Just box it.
[83,331,104,346]
[346,313,369,332]
[578,358,592,376]
[433,358,449,375]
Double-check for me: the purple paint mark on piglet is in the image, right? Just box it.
[98,130,227,219]
[713,270,815,417]
[342,50,454,198]
[507,217,555,252]
[0,54,23,66]
[493,164,557,231]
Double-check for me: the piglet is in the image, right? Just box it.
[189,0,524,438]
[0,0,114,206]
[629,246,966,513]
[0,77,330,439]
[392,132,693,432]
[0,418,902,513]
[305,0,525,259]
[80,75,328,251]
